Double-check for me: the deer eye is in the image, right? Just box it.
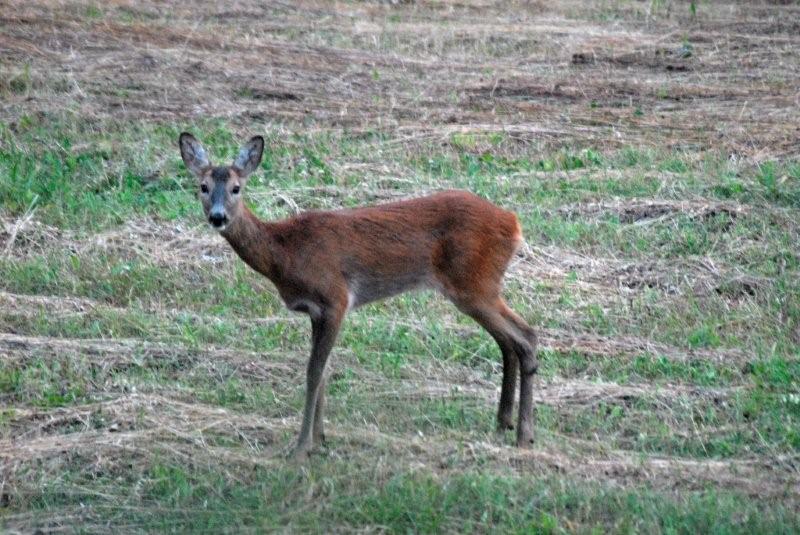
[232,185,240,195]
[200,184,209,194]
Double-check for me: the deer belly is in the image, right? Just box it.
[347,271,432,308]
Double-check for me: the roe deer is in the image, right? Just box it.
[179,133,538,460]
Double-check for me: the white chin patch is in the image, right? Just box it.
[210,223,227,232]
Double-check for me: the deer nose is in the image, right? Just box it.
[209,211,228,228]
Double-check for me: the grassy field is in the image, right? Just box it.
[1,0,799,532]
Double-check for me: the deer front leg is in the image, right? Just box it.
[290,307,343,461]
[313,376,327,445]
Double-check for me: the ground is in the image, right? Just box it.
[1,0,799,532]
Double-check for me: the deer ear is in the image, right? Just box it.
[179,132,210,177]
[233,136,264,177]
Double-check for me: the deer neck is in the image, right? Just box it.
[220,204,278,278]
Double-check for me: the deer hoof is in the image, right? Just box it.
[515,435,534,449]
[287,444,312,462]
[496,422,514,438]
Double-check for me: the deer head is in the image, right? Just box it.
[178,132,264,232]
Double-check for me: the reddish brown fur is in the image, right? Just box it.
[222,191,521,309]
[179,133,538,460]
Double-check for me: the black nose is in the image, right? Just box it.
[209,212,228,227]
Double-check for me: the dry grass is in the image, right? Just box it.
[1,0,799,531]
[4,389,795,504]
[1,0,799,157]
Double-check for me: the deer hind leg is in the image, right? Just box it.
[453,295,536,446]
[499,304,539,354]
[497,301,538,447]
[497,346,518,432]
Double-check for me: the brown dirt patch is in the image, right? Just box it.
[558,199,750,225]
